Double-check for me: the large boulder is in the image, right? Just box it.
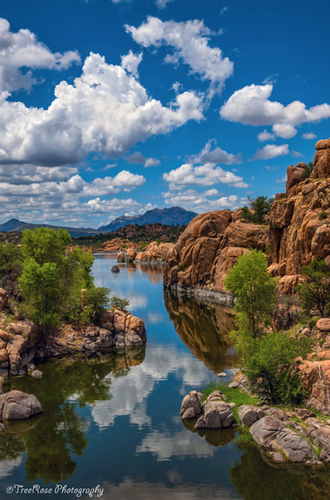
[0,390,43,420]
[180,390,203,419]
[239,405,264,427]
[135,242,174,262]
[117,252,125,263]
[250,416,315,462]
[126,248,137,262]
[195,400,234,429]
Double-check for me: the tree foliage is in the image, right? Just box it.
[297,258,330,317]
[0,241,23,293]
[225,250,277,339]
[240,196,274,224]
[18,228,110,336]
[245,331,314,404]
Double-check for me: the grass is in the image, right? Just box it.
[200,381,259,423]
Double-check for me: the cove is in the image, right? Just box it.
[0,254,329,500]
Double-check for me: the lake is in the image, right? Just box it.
[1,254,330,500]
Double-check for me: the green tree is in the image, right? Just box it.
[18,228,111,337]
[225,250,277,340]
[302,161,314,180]
[240,196,274,224]
[0,241,23,293]
[109,296,130,310]
[297,258,330,317]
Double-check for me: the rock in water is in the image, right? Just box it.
[250,416,315,462]
[0,390,43,419]
[195,400,234,429]
[111,265,120,273]
[180,390,203,419]
[117,252,125,263]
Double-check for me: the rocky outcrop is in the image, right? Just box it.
[0,308,146,377]
[0,390,43,420]
[135,242,174,262]
[269,138,330,292]
[100,238,136,253]
[164,137,330,297]
[250,416,315,463]
[126,248,137,262]
[116,252,125,263]
[298,358,330,414]
[164,210,268,300]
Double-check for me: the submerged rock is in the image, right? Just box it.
[0,390,43,420]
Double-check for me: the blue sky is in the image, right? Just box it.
[0,0,329,228]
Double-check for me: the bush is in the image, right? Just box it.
[240,196,274,224]
[272,293,300,331]
[302,161,314,180]
[109,296,130,310]
[319,211,327,220]
[297,258,330,317]
[245,331,314,404]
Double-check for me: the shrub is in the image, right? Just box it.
[297,258,330,317]
[272,293,300,331]
[245,331,314,404]
[109,296,130,310]
[319,211,327,220]
[240,196,274,224]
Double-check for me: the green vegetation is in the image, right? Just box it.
[319,211,327,220]
[0,241,23,294]
[225,250,314,404]
[225,250,277,339]
[18,228,110,337]
[302,161,314,180]
[297,258,330,317]
[240,196,274,224]
[109,296,130,310]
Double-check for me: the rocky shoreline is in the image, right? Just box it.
[0,288,146,379]
[180,388,330,465]
[164,283,234,306]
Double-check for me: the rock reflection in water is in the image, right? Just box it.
[135,262,166,284]
[2,347,145,483]
[182,418,235,447]
[164,289,238,373]
[230,442,330,500]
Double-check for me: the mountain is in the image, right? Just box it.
[0,219,99,238]
[98,207,198,232]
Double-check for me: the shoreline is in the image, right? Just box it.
[164,283,235,307]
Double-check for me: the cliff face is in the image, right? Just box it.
[269,138,330,293]
[164,210,268,293]
[164,138,330,297]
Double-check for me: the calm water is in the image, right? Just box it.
[1,254,330,500]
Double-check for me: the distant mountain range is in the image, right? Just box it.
[98,207,197,232]
[0,207,198,238]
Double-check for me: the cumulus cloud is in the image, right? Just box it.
[0,17,80,92]
[163,163,247,191]
[163,189,244,212]
[0,52,204,167]
[253,144,289,160]
[189,139,242,165]
[126,17,233,94]
[155,0,174,8]
[303,132,317,140]
[127,152,161,167]
[257,130,275,142]
[220,84,330,137]
[120,50,142,78]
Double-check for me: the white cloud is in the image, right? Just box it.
[190,139,242,165]
[0,52,204,168]
[253,144,289,160]
[155,0,174,8]
[0,17,80,92]
[144,158,161,167]
[220,84,330,137]
[121,50,143,78]
[163,189,244,212]
[276,174,287,183]
[303,132,317,140]
[257,130,275,142]
[204,188,219,196]
[126,17,233,94]
[163,163,248,191]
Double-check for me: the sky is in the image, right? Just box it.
[0,0,330,228]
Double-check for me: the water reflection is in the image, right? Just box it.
[2,349,145,483]
[164,289,238,373]
[230,443,330,500]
